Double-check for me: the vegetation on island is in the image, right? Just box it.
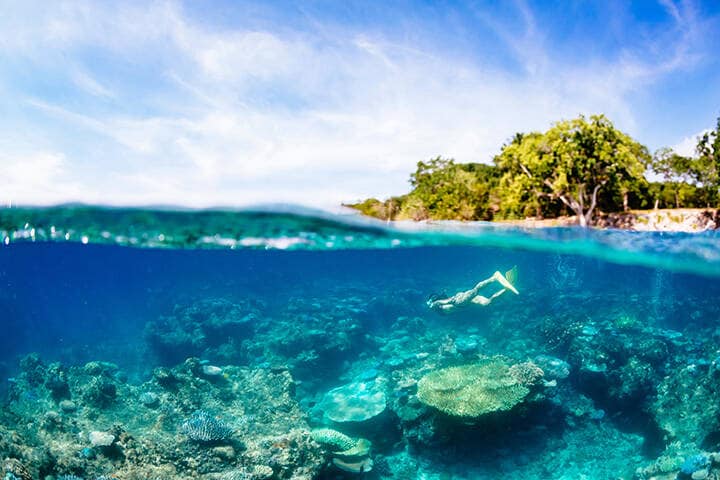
[347,114,720,226]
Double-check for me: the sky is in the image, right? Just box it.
[1,0,719,208]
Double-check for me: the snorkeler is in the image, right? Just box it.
[427,266,519,312]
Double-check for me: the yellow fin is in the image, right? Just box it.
[505,266,518,289]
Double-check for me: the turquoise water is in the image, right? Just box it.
[1,206,720,480]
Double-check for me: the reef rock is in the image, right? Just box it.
[88,430,115,447]
[144,298,261,364]
[319,381,387,423]
[652,363,720,447]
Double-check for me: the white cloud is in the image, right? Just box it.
[0,0,715,208]
[671,130,709,157]
[0,151,83,206]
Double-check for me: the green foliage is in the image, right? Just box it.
[695,115,720,206]
[642,182,705,209]
[493,115,650,226]
[493,132,559,219]
[396,194,430,221]
[346,157,499,221]
[652,148,695,185]
[649,147,718,208]
[397,157,498,220]
[344,197,403,221]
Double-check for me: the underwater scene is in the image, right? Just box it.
[2,206,720,480]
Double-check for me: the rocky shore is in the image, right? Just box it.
[503,209,719,232]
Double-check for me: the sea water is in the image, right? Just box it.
[1,206,719,480]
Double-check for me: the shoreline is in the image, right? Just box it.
[490,208,720,232]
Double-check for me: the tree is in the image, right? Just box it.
[493,132,564,219]
[695,115,720,206]
[651,148,695,208]
[343,197,402,220]
[494,115,650,227]
[400,157,496,220]
[346,159,499,221]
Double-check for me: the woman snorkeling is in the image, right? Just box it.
[427,266,519,312]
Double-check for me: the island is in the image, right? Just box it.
[346,114,719,230]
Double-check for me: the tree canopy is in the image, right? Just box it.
[651,148,697,208]
[695,117,720,202]
[493,115,650,226]
[401,158,498,220]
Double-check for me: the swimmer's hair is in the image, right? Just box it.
[427,292,447,303]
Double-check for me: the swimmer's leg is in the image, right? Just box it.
[466,276,498,298]
[492,269,519,295]
[470,295,492,306]
[471,287,508,306]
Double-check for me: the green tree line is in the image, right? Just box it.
[347,114,720,226]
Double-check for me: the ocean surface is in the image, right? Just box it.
[1,205,720,480]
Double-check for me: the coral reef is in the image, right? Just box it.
[651,361,720,449]
[144,298,263,365]
[1,355,323,479]
[3,265,720,480]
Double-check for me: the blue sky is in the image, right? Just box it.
[1,0,719,208]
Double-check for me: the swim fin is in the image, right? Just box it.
[499,266,519,294]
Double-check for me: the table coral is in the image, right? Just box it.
[416,357,541,418]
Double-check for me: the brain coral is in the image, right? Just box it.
[416,357,541,418]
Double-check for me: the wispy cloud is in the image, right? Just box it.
[470,0,548,76]
[70,69,115,98]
